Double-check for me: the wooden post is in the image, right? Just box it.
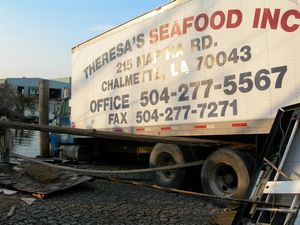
[39,80,49,158]
[0,127,10,163]
[0,128,5,163]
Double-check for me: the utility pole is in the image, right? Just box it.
[39,79,49,158]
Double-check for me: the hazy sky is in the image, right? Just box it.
[0,0,169,79]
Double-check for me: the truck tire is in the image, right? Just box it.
[149,144,186,188]
[201,149,251,200]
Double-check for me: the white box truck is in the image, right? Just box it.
[68,0,300,199]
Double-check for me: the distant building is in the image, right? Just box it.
[0,77,71,99]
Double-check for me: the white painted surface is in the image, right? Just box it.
[264,181,300,194]
[71,0,300,135]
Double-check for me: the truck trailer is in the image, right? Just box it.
[63,0,300,199]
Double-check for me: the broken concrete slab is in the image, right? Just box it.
[3,189,17,195]
[1,156,93,196]
[9,157,22,165]
[7,205,15,218]
[21,197,36,205]
[12,166,23,172]
[12,163,93,195]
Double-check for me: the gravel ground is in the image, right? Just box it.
[0,161,223,225]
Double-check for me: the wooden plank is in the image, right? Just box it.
[0,121,254,148]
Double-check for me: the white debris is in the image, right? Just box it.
[3,189,17,195]
[21,197,36,205]
[7,205,15,217]
[12,166,23,171]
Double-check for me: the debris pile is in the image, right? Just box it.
[0,157,93,219]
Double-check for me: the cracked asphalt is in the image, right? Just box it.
[1,179,221,225]
[0,160,222,225]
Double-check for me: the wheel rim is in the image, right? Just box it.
[211,163,238,197]
[156,152,177,182]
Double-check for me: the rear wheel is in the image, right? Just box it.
[149,144,186,188]
[201,149,252,200]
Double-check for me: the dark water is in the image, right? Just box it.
[11,129,40,157]
[6,100,62,159]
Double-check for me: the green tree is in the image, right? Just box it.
[16,95,37,116]
[0,82,36,120]
[0,82,20,119]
